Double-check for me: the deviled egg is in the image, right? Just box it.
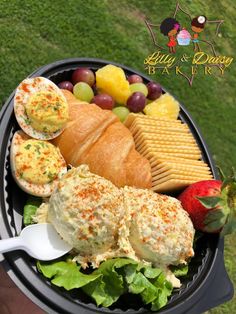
[10,130,67,197]
[14,77,69,140]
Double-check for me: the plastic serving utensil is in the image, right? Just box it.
[0,223,72,260]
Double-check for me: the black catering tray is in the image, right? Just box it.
[0,58,234,314]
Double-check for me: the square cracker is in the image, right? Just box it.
[139,147,202,160]
[124,113,213,193]
[130,117,183,130]
[152,169,213,182]
[124,113,181,128]
[151,163,212,177]
[152,179,196,192]
[129,122,190,136]
[136,140,199,152]
[132,131,195,145]
[152,173,213,186]
[148,153,208,165]
[134,134,197,145]
[148,154,208,165]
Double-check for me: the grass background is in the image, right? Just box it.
[0,0,235,313]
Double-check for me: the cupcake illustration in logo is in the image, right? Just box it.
[177,28,191,46]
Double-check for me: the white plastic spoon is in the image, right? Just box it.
[0,223,73,260]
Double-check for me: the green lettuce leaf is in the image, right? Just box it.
[169,264,189,277]
[123,263,137,284]
[23,196,42,225]
[141,265,162,279]
[37,257,174,311]
[83,258,137,307]
[129,272,157,302]
[151,273,173,310]
[127,265,172,310]
[37,259,101,290]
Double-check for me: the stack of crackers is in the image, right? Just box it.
[124,113,213,193]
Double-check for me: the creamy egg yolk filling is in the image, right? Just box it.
[15,140,64,185]
[25,91,69,133]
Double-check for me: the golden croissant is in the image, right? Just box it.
[52,90,152,189]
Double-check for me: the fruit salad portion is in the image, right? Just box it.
[57,64,180,122]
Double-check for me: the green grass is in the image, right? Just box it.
[0,0,235,312]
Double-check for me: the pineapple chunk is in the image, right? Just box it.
[144,93,180,119]
[96,65,131,105]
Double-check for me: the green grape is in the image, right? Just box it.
[73,82,94,102]
[112,106,130,123]
[130,83,148,97]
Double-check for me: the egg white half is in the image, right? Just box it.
[10,130,67,197]
[14,77,68,140]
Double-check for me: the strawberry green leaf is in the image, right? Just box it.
[221,217,236,236]
[204,221,223,232]
[203,207,228,232]
[204,208,227,224]
[220,199,236,236]
[217,166,225,181]
[226,182,236,209]
[222,177,233,190]
[219,173,236,236]
[196,196,221,209]
[221,167,236,190]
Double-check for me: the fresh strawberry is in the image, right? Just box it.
[178,170,236,235]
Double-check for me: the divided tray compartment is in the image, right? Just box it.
[0,58,233,314]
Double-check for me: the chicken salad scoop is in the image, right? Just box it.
[34,165,194,286]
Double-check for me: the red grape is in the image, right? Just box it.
[92,93,115,110]
[71,68,95,86]
[147,82,162,100]
[127,74,143,84]
[126,92,146,113]
[58,81,73,92]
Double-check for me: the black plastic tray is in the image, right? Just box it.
[0,58,234,314]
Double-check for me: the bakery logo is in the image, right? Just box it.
[144,2,233,86]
